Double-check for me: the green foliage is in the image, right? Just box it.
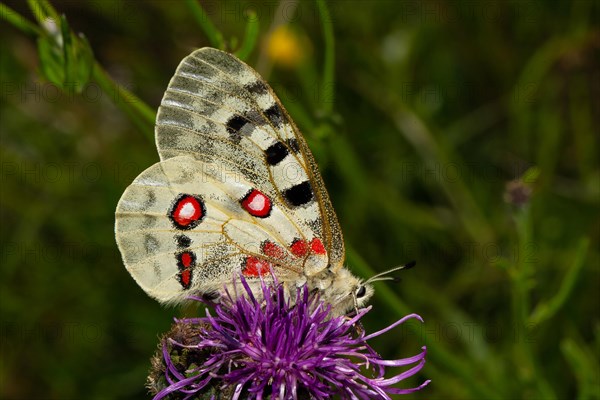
[1,1,598,399]
[36,15,94,93]
[234,9,259,61]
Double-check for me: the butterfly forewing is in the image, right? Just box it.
[116,48,346,304]
[160,48,344,267]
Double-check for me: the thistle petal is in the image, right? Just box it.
[149,276,429,399]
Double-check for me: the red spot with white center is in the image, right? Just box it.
[242,256,272,277]
[241,189,271,218]
[169,194,205,229]
[310,238,326,255]
[262,241,285,259]
[177,251,196,289]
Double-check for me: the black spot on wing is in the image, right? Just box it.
[176,235,192,248]
[226,115,250,143]
[227,115,248,135]
[265,141,289,166]
[283,181,314,207]
[245,80,269,96]
[264,104,283,127]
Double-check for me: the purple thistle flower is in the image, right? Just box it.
[148,277,430,400]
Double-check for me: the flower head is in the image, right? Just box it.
[149,277,429,399]
[266,25,308,68]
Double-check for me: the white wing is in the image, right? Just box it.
[116,48,345,303]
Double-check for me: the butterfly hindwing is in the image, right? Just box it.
[115,156,328,303]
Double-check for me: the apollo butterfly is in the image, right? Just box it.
[115,48,374,316]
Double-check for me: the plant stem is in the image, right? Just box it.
[234,10,259,61]
[91,63,155,141]
[315,0,335,113]
[529,238,589,325]
[0,2,41,35]
[512,204,557,399]
[184,0,225,50]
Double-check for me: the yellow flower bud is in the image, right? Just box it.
[266,25,307,68]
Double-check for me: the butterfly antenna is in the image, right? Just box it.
[365,276,396,283]
[365,261,416,284]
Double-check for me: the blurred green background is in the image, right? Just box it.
[1,1,598,399]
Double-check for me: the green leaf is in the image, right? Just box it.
[36,15,93,93]
[561,338,600,400]
[529,237,589,325]
[70,32,94,92]
[36,17,61,83]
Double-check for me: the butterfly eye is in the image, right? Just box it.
[356,285,367,298]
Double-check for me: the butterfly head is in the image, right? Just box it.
[318,268,373,316]
[322,261,416,316]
